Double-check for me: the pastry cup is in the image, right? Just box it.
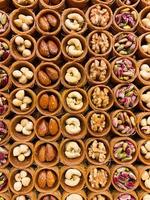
[113,6,139,33]
[139,32,150,58]
[140,0,150,8]
[113,32,138,57]
[12,0,38,9]
[86,4,113,31]
[138,165,150,192]
[62,88,88,114]
[88,191,112,200]
[35,62,60,90]
[9,142,34,169]
[66,0,89,8]
[138,7,150,34]
[0,144,9,169]
[111,110,137,137]
[87,110,111,137]
[62,8,87,35]
[62,191,86,200]
[34,140,59,167]
[138,139,150,165]
[0,169,9,194]
[85,138,110,165]
[0,11,10,37]
[60,165,85,193]
[0,65,11,92]
[87,30,112,58]
[0,119,10,145]
[0,38,11,66]
[137,59,150,86]
[39,0,65,12]
[0,93,10,118]
[10,34,36,61]
[86,165,111,192]
[137,112,150,139]
[36,89,62,116]
[34,167,60,193]
[85,57,111,85]
[112,191,138,200]
[0,193,11,200]
[38,191,61,200]
[110,137,138,165]
[10,88,36,115]
[61,113,87,139]
[36,35,61,63]
[113,83,139,109]
[10,61,35,88]
[138,191,150,200]
[9,168,34,195]
[61,33,87,62]
[36,9,61,36]
[116,0,140,7]
[111,164,139,192]
[12,192,37,200]
[60,139,85,165]
[91,0,114,5]
[61,62,86,88]
[35,116,61,142]
[10,115,35,142]
[111,57,137,84]
[139,86,150,111]
[10,8,36,35]
[88,85,114,111]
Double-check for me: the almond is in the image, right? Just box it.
[47,40,58,56]
[46,170,56,188]
[37,119,49,137]
[39,40,50,58]
[48,94,58,112]
[39,16,50,32]
[38,71,51,86]
[38,145,46,162]
[45,144,56,161]
[38,170,47,189]
[39,93,49,110]
[46,14,58,27]
[46,67,58,81]
[49,118,59,135]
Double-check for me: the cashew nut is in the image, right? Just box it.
[66,91,83,111]
[66,38,83,57]
[65,13,84,31]
[65,141,81,159]
[65,117,81,135]
[65,67,81,84]
[66,194,83,200]
[140,64,150,81]
[65,168,81,187]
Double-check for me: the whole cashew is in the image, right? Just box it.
[65,141,81,158]
[65,168,81,187]
[65,67,81,84]
[65,117,81,135]
[65,13,84,31]
[66,38,83,57]
[66,91,83,110]
[66,194,83,200]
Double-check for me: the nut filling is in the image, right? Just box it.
[141,90,150,109]
[90,5,110,27]
[90,32,110,54]
[65,141,81,159]
[65,13,84,31]
[65,67,81,85]
[0,147,8,166]
[0,41,9,62]
[66,194,83,200]
[143,194,150,200]
[91,195,108,200]
[15,118,33,136]
[90,113,107,133]
[88,140,107,163]
[141,168,150,189]
[0,94,8,115]
[141,34,150,55]
[64,168,82,187]
[66,91,83,111]
[89,168,108,189]
[140,63,150,81]
[89,59,108,82]
[13,67,33,85]
[16,0,35,5]
[41,195,57,200]
[0,121,8,142]
[66,38,83,57]
[16,195,31,200]
[141,141,150,160]
[14,14,34,32]
[92,86,110,109]
[13,144,31,162]
[0,68,8,89]
[140,116,150,135]
[0,172,7,191]
[0,12,9,34]
[142,12,150,29]
[112,111,136,135]
[113,167,137,190]
[113,140,136,162]
[65,117,81,135]
[117,194,136,200]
